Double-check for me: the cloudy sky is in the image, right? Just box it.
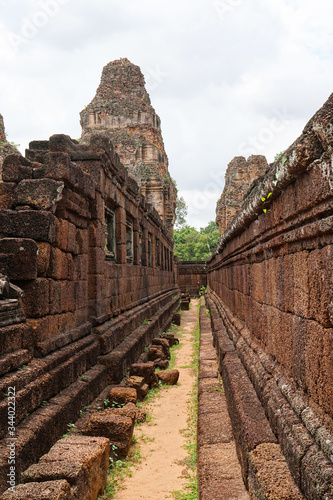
[0,0,333,228]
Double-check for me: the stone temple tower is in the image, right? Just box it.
[216,155,268,236]
[0,114,17,176]
[80,58,177,233]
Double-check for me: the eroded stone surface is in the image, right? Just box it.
[248,443,304,499]
[0,114,17,175]
[80,58,176,232]
[216,155,268,235]
[157,369,179,385]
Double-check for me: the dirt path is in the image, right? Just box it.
[114,300,199,500]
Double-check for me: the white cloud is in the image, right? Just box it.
[0,0,333,228]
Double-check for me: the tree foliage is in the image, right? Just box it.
[174,221,220,261]
[175,195,188,229]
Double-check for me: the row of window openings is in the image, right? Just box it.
[105,206,172,270]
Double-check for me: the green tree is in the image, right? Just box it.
[173,221,220,261]
[175,196,188,229]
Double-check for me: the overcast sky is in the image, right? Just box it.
[0,0,332,228]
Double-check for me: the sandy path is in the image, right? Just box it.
[114,300,198,500]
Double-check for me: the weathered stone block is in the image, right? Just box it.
[153,358,169,370]
[248,443,303,499]
[81,409,134,458]
[0,210,56,243]
[151,337,170,358]
[148,345,166,361]
[2,154,33,183]
[39,435,109,500]
[36,242,51,276]
[157,369,179,385]
[129,362,155,387]
[172,312,181,325]
[0,238,38,280]
[48,248,70,280]
[2,480,72,499]
[19,278,50,318]
[0,182,15,209]
[15,179,64,210]
[109,386,137,405]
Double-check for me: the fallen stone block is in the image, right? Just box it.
[81,409,134,459]
[150,373,159,388]
[109,386,137,406]
[161,333,179,347]
[248,443,304,499]
[157,369,179,385]
[125,376,148,400]
[151,338,170,358]
[126,375,145,391]
[22,435,109,500]
[172,312,181,325]
[129,362,155,387]
[2,480,72,499]
[121,402,146,424]
[181,300,190,311]
[137,352,149,363]
[148,345,166,361]
[154,358,169,370]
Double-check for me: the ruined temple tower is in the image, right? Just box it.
[216,155,268,235]
[80,58,177,233]
[0,114,17,175]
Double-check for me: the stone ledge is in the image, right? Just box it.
[208,290,333,498]
[0,365,107,495]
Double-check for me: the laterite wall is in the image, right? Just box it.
[178,260,207,295]
[207,94,333,498]
[0,134,178,494]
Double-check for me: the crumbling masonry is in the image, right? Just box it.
[0,59,333,499]
[80,58,177,234]
[0,117,179,494]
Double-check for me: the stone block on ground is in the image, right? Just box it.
[148,345,166,361]
[126,375,145,391]
[125,375,149,400]
[22,435,109,500]
[80,409,134,459]
[130,362,155,387]
[150,373,159,388]
[109,386,137,405]
[153,358,169,369]
[137,352,149,363]
[119,402,146,423]
[2,480,72,499]
[157,369,179,385]
[172,312,181,325]
[151,337,170,358]
[181,300,190,311]
[161,333,179,346]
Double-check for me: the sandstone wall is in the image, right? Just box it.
[178,261,207,295]
[0,133,178,494]
[207,93,333,498]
